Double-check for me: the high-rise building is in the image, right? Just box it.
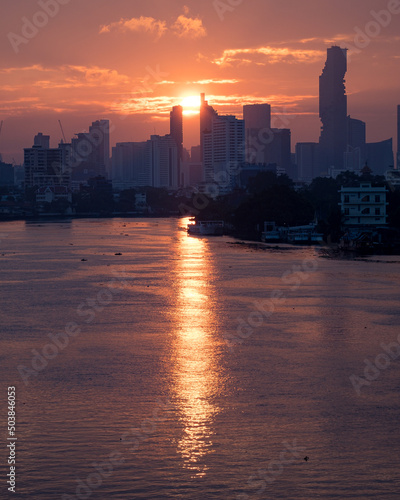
[345,116,366,171]
[200,93,218,164]
[90,119,110,174]
[296,142,319,183]
[111,142,149,190]
[0,161,14,187]
[170,105,183,186]
[202,114,244,193]
[243,103,271,163]
[24,135,70,189]
[148,134,179,189]
[71,119,110,181]
[268,128,291,174]
[111,135,178,189]
[366,139,394,175]
[319,46,348,171]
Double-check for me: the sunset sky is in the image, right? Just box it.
[0,0,399,164]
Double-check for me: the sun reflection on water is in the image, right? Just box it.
[171,219,221,477]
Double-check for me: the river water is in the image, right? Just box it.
[1,217,400,499]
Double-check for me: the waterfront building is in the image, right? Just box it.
[339,183,388,226]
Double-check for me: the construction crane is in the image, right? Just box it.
[58,119,67,144]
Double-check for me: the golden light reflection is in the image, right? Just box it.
[171,218,221,477]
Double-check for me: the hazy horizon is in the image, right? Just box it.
[1,0,399,164]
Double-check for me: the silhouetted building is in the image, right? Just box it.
[239,163,279,188]
[111,135,178,189]
[200,93,218,164]
[345,116,366,171]
[202,114,244,194]
[243,103,271,163]
[0,161,14,187]
[71,119,110,181]
[170,105,183,186]
[24,135,70,190]
[319,46,348,171]
[191,145,201,163]
[366,139,394,175]
[267,128,291,175]
[111,142,148,189]
[34,133,50,149]
[148,134,179,189]
[296,142,319,183]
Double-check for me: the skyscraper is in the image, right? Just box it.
[148,134,179,189]
[345,116,366,171]
[202,114,244,193]
[268,128,291,174]
[71,119,110,181]
[366,139,394,175]
[319,46,348,170]
[200,93,218,164]
[243,103,271,163]
[24,134,70,189]
[296,142,319,183]
[170,105,183,186]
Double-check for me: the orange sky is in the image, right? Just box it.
[0,0,399,163]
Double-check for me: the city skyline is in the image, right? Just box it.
[0,0,399,163]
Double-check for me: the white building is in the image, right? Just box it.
[35,186,72,204]
[202,115,244,195]
[339,183,388,226]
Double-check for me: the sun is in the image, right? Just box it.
[180,95,201,116]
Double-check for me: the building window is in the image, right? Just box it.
[375,208,381,215]
[344,195,349,203]
[345,208,349,215]
[361,195,370,202]
[362,208,370,215]
[375,195,381,202]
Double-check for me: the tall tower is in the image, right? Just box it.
[89,119,110,176]
[319,46,348,171]
[170,105,183,186]
[200,93,218,163]
[243,103,271,163]
[202,114,244,192]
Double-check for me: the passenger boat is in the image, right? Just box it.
[187,220,224,236]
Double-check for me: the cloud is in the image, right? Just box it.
[0,65,49,74]
[172,14,207,38]
[21,65,131,89]
[155,78,240,86]
[212,46,325,66]
[99,16,167,39]
[100,10,206,40]
[191,78,240,84]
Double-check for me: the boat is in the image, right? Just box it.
[187,220,224,236]
[261,222,282,242]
